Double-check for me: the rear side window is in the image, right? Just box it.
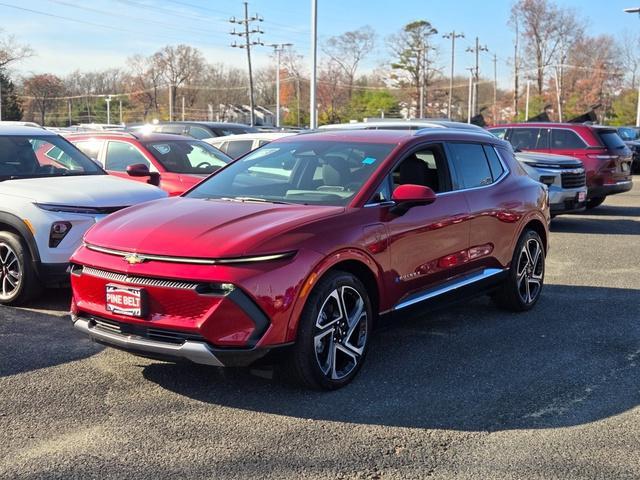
[597,130,627,150]
[448,143,494,189]
[188,126,214,139]
[550,129,585,149]
[225,140,254,159]
[105,142,150,172]
[73,140,103,161]
[509,128,545,150]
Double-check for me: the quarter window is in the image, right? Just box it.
[550,129,585,149]
[448,142,494,189]
[483,145,505,180]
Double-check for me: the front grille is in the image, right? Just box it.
[79,266,200,290]
[89,315,206,345]
[561,170,586,188]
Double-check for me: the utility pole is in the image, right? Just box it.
[119,98,122,124]
[443,31,464,120]
[230,2,264,127]
[68,99,72,126]
[0,81,3,121]
[525,80,530,120]
[418,47,425,118]
[553,66,563,122]
[105,95,112,124]
[466,37,488,117]
[492,54,498,124]
[296,77,301,127]
[513,18,520,119]
[268,43,293,128]
[168,86,173,121]
[181,96,185,121]
[467,67,474,123]
[309,0,318,129]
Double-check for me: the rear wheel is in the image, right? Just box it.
[493,229,545,312]
[0,231,41,306]
[285,271,372,390]
[586,196,605,209]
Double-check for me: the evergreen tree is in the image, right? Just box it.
[0,69,22,121]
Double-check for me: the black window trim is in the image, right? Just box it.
[507,126,588,149]
[364,141,454,207]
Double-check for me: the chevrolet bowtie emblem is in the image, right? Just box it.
[123,253,145,265]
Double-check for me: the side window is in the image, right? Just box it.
[159,125,185,135]
[536,128,550,148]
[225,140,254,159]
[551,129,586,149]
[483,145,505,180]
[73,140,103,162]
[188,126,213,140]
[390,145,449,194]
[105,142,150,172]
[448,142,493,189]
[509,128,540,150]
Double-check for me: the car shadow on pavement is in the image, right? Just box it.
[0,289,103,377]
[580,205,640,218]
[143,284,640,432]
[551,217,640,235]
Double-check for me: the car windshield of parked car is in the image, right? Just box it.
[0,135,104,181]
[144,140,232,174]
[186,140,395,206]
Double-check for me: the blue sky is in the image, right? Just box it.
[1,0,639,87]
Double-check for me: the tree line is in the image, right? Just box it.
[1,0,639,127]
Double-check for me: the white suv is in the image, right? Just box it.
[0,125,167,305]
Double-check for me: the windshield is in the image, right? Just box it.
[0,135,103,180]
[143,140,232,174]
[617,127,639,141]
[186,140,395,206]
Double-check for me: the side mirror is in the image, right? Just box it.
[126,163,160,187]
[391,184,436,214]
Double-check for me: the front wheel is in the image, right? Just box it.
[493,229,545,312]
[0,231,41,306]
[285,271,372,390]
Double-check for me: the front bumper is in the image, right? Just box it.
[588,180,633,199]
[548,187,587,215]
[71,313,289,367]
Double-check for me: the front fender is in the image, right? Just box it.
[284,247,384,343]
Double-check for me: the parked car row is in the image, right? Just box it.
[0,118,633,390]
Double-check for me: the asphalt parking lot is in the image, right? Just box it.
[1,179,639,480]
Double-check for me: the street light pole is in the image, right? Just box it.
[310,0,318,129]
[466,37,488,117]
[443,31,464,120]
[105,95,112,124]
[268,43,293,128]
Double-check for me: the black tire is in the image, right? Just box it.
[284,270,373,390]
[493,229,545,312]
[586,196,605,209]
[0,231,42,306]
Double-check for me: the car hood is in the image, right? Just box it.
[515,151,583,168]
[85,197,344,258]
[0,175,166,206]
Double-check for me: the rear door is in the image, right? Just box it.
[549,128,587,159]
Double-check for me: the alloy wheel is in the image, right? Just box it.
[314,286,368,381]
[516,237,544,304]
[0,242,21,301]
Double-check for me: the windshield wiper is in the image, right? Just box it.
[213,196,294,205]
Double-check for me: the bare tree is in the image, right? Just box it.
[0,29,33,69]
[620,30,640,89]
[323,26,376,99]
[153,44,205,117]
[23,74,65,125]
[126,54,163,119]
[511,0,582,95]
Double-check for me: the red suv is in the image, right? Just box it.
[489,123,633,209]
[69,129,549,389]
[67,132,232,196]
